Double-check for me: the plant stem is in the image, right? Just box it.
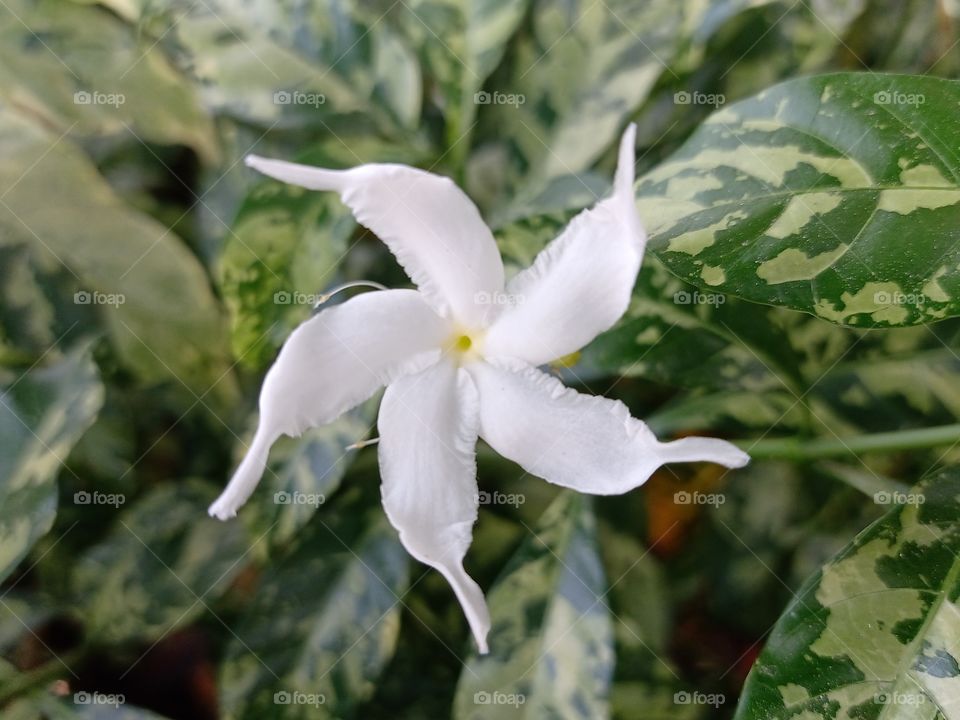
[740,423,960,461]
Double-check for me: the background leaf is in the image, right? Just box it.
[0,345,102,585]
[0,109,232,397]
[639,73,960,327]
[453,492,614,719]
[71,481,249,645]
[735,467,960,719]
[219,486,409,720]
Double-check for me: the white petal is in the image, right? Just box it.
[209,290,450,520]
[244,155,504,328]
[483,124,646,365]
[468,359,749,494]
[378,359,490,653]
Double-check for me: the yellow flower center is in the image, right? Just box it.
[447,329,484,363]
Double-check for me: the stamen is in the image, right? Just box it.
[346,437,380,451]
[454,335,472,352]
[550,350,582,369]
[314,280,388,308]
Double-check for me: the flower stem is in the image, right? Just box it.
[740,423,960,461]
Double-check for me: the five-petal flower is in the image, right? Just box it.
[209,124,749,654]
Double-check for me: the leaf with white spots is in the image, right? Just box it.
[640,73,960,327]
[453,492,614,720]
[734,467,960,720]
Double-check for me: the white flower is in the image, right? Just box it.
[209,125,749,654]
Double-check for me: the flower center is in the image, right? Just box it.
[446,329,484,363]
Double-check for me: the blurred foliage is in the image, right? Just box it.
[2,0,960,718]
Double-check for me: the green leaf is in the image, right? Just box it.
[71,481,248,644]
[647,390,806,436]
[495,214,792,392]
[453,492,614,719]
[240,399,377,550]
[640,73,960,327]
[115,0,411,134]
[3,693,173,720]
[0,346,103,585]
[479,0,689,211]
[597,525,698,720]
[0,108,233,396]
[812,348,960,433]
[219,182,356,369]
[0,243,59,364]
[734,466,960,719]
[219,487,409,720]
[381,0,529,148]
[0,0,218,162]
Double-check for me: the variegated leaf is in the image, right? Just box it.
[219,184,355,370]
[239,399,377,550]
[476,0,694,217]
[71,481,248,644]
[0,0,218,162]
[0,109,233,396]
[377,0,529,151]
[96,0,415,133]
[0,346,103,585]
[219,487,408,720]
[453,492,614,719]
[734,467,960,719]
[640,73,960,327]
